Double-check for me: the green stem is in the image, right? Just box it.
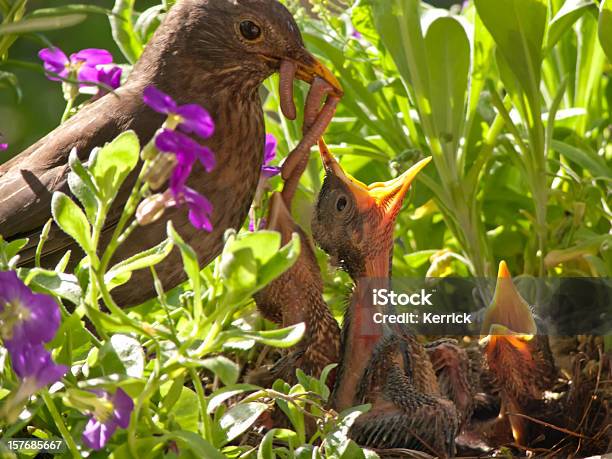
[61,96,75,124]
[189,368,212,441]
[41,391,80,459]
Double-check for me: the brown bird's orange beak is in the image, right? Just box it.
[293,51,343,97]
[318,139,432,221]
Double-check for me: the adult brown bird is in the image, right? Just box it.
[248,191,340,387]
[312,141,459,456]
[0,0,341,305]
[480,261,557,446]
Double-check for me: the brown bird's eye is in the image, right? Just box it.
[336,196,347,212]
[239,20,262,41]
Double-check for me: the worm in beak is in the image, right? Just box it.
[275,52,343,207]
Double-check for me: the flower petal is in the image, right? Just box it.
[264,134,277,165]
[71,48,113,67]
[169,161,193,194]
[154,129,194,162]
[261,166,281,178]
[38,47,69,80]
[0,271,60,345]
[143,86,177,114]
[111,389,134,429]
[196,146,215,173]
[8,343,66,389]
[82,417,116,450]
[183,187,213,231]
[77,65,101,86]
[98,66,122,90]
[0,143,7,151]
[176,104,215,139]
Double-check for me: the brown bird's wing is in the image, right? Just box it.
[0,86,160,264]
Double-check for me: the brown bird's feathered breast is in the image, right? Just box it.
[0,0,340,305]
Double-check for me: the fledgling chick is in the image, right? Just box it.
[480,261,557,446]
[425,338,476,428]
[248,192,340,387]
[312,141,459,456]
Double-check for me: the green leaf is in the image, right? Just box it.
[258,429,298,459]
[547,0,595,51]
[475,0,547,107]
[221,322,305,349]
[370,0,430,107]
[23,268,82,304]
[68,148,98,223]
[200,355,240,386]
[110,0,143,64]
[2,238,28,261]
[170,431,225,459]
[219,402,268,444]
[207,384,260,414]
[28,4,111,18]
[109,334,145,378]
[551,140,611,178]
[424,16,470,156]
[0,14,86,35]
[172,388,200,432]
[160,372,185,411]
[51,192,94,255]
[600,0,612,61]
[105,239,173,289]
[109,437,165,459]
[134,4,163,43]
[220,231,300,304]
[256,233,301,289]
[89,130,140,203]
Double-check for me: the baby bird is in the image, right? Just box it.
[249,191,340,387]
[480,261,557,446]
[312,141,459,456]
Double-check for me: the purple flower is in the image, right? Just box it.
[248,217,266,232]
[38,47,112,83]
[261,134,280,178]
[0,271,60,347]
[97,66,122,91]
[0,143,7,151]
[8,343,67,391]
[155,129,215,176]
[143,86,214,139]
[166,186,214,232]
[82,389,134,450]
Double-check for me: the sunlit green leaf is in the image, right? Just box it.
[110,0,143,63]
[89,130,140,204]
[51,192,94,255]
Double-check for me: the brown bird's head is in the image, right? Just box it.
[480,261,538,363]
[312,140,431,279]
[479,261,556,445]
[136,0,341,97]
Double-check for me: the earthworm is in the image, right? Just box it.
[303,77,333,134]
[279,60,297,120]
[281,94,339,205]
